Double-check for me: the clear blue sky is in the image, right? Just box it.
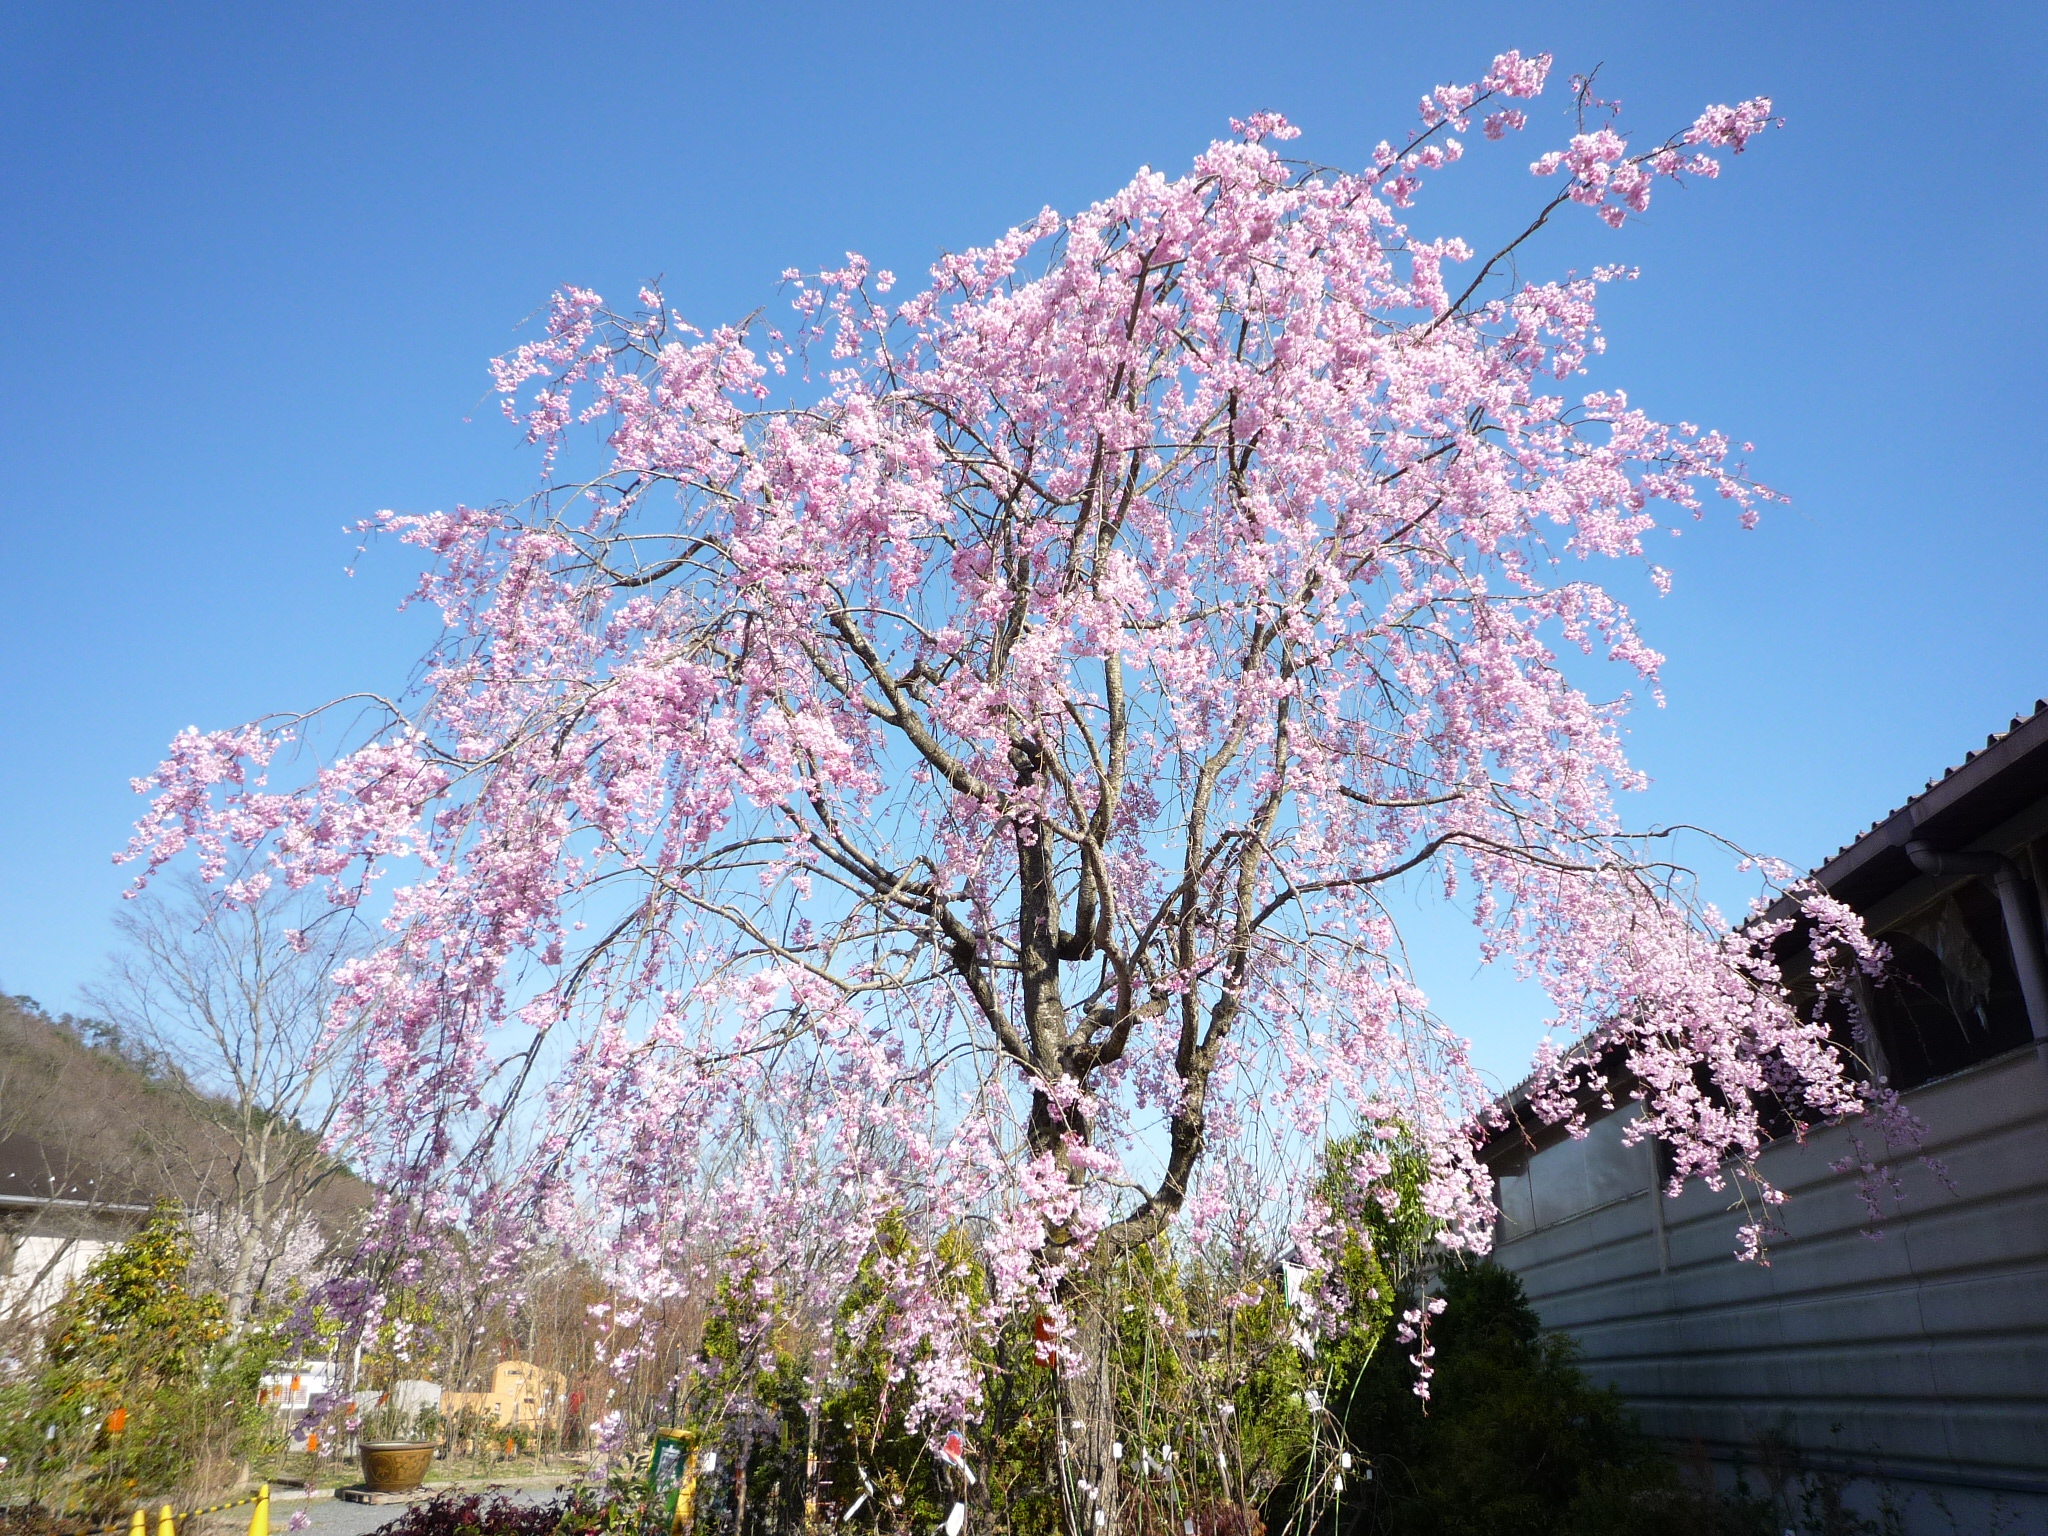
[4,2,2043,1089]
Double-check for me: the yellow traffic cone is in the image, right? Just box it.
[157,1503,175,1536]
[128,1508,145,1536]
[247,1483,270,1536]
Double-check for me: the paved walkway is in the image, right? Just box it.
[278,1486,556,1536]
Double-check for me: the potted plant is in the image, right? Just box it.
[356,1397,442,1494]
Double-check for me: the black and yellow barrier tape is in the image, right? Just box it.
[55,1482,272,1536]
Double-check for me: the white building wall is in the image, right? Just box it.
[1488,1046,2048,1532]
[0,1231,117,1327]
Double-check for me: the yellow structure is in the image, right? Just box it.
[441,1359,567,1432]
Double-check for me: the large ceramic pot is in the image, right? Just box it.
[358,1440,438,1493]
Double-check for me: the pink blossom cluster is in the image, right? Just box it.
[1530,81,1780,228]
[123,51,1865,1422]
[1394,1296,1447,1402]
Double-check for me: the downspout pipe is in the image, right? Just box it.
[1904,839,2048,1054]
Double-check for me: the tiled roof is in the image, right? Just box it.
[1811,699,2048,876]
[1808,699,2048,913]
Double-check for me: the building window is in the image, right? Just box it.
[1868,877,2032,1091]
[1491,1105,1650,1242]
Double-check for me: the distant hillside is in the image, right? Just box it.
[0,993,369,1233]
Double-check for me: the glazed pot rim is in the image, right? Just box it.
[359,1439,440,1450]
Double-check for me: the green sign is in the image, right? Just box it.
[648,1428,699,1534]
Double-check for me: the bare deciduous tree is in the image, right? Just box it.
[86,877,364,1324]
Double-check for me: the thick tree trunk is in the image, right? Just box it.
[1059,1275,1121,1536]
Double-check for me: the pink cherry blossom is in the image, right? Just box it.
[122,51,1870,1451]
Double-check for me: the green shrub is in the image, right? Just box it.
[1307,1260,1750,1536]
[0,1207,279,1517]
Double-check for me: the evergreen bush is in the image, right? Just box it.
[1307,1260,1761,1536]
[0,1207,279,1517]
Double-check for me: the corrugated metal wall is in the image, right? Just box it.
[1488,1046,2048,1526]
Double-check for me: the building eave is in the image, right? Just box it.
[1479,700,2048,1165]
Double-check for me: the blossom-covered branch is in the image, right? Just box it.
[123,51,1871,1480]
